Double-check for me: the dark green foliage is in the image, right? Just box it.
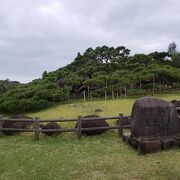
[0,45,180,113]
[172,53,180,68]
[0,79,20,94]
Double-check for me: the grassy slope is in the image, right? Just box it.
[0,93,180,180]
[29,92,180,119]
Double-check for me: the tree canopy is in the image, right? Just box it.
[0,44,180,113]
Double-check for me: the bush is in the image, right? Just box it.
[128,89,146,96]
[35,89,66,102]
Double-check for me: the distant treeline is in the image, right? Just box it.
[0,43,180,113]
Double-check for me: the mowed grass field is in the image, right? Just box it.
[0,92,180,180]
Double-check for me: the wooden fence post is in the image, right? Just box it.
[0,115,3,137]
[118,113,123,137]
[77,116,82,140]
[34,117,40,141]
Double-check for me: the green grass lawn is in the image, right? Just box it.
[28,92,180,119]
[0,93,180,180]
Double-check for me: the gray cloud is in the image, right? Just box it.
[0,0,180,82]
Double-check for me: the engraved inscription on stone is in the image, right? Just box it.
[145,107,174,130]
[130,97,180,137]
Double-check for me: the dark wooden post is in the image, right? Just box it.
[77,116,82,140]
[0,115,3,137]
[34,117,40,141]
[118,113,123,137]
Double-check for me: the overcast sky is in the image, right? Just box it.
[0,0,179,83]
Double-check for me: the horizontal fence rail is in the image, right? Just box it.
[1,128,35,132]
[39,118,77,123]
[40,128,77,133]
[0,114,131,141]
[2,119,35,122]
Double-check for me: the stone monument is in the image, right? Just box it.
[122,97,180,154]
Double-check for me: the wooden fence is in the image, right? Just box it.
[0,114,131,141]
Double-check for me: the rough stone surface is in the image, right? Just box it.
[161,138,178,150]
[171,100,180,107]
[3,114,33,136]
[95,109,103,112]
[130,97,180,138]
[123,98,180,153]
[76,115,109,136]
[42,122,61,136]
[0,130,3,137]
[174,136,180,146]
[129,137,138,149]
[171,100,180,115]
[138,140,161,154]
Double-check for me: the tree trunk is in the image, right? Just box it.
[83,91,86,102]
[153,76,155,95]
[105,90,107,100]
[90,92,93,101]
[67,89,70,101]
[105,84,107,100]
[87,86,90,99]
[112,86,114,100]
[120,89,122,97]
[160,82,162,93]
[116,92,119,99]
[163,77,165,91]
[124,87,127,98]
[130,83,133,89]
